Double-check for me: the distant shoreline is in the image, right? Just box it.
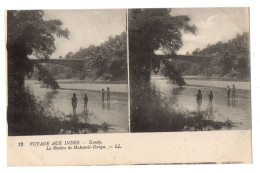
[151,75,250,82]
[151,75,250,90]
[182,76,250,82]
[25,79,128,85]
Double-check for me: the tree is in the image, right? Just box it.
[214,52,235,75]
[64,51,73,59]
[59,32,127,80]
[7,10,69,133]
[129,9,196,132]
[234,56,250,78]
[190,32,250,78]
[192,48,200,55]
[129,9,196,85]
[7,10,69,89]
[161,59,186,86]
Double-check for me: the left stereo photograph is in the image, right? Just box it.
[7,9,129,136]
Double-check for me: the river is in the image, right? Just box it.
[151,75,251,130]
[25,76,251,132]
[25,80,129,133]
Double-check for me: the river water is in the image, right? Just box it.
[151,75,251,130]
[25,76,251,132]
[25,80,129,133]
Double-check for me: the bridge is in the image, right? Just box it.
[30,55,211,70]
[152,54,211,66]
[30,59,85,70]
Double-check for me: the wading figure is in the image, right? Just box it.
[227,86,231,107]
[107,87,110,110]
[208,90,213,107]
[84,94,88,111]
[106,87,110,101]
[231,84,236,100]
[72,93,77,116]
[196,89,202,111]
[227,86,231,99]
[101,88,105,109]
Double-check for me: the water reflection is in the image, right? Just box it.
[227,98,236,107]
[45,91,59,103]
[107,100,111,110]
[151,75,251,130]
[232,100,236,107]
[171,87,185,104]
[24,82,129,133]
[102,100,105,109]
[208,106,213,115]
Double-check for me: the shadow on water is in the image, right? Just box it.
[171,87,185,104]
[107,101,111,110]
[102,101,105,109]
[44,90,59,105]
[227,99,236,107]
[172,86,185,95]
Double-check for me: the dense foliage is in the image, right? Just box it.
[202,32,250,78]
[7,10,69,135]
[42,32,127,81]
[164,33,250,79]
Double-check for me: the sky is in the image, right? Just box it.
[170,7,250,54]
[43,8,249,57]
[43,9,127,58]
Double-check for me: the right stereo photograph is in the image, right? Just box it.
[129,8,251,133]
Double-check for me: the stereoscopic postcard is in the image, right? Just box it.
[6,8,252,166]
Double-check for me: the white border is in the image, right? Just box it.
[1,0,260,172]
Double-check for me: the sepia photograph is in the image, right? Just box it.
[5,5,254,166]
[129,8,251,132]
[7,9,129,136]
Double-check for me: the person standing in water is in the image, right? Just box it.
[196,89,202,111]
[101,88,105,101]
[106,87,111,110]
[84,93,88,111]
[231,84,236,100]
[72,93,77,116]
[208,90,213,107]
[106,87,110,101]
[227,86,231,99]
